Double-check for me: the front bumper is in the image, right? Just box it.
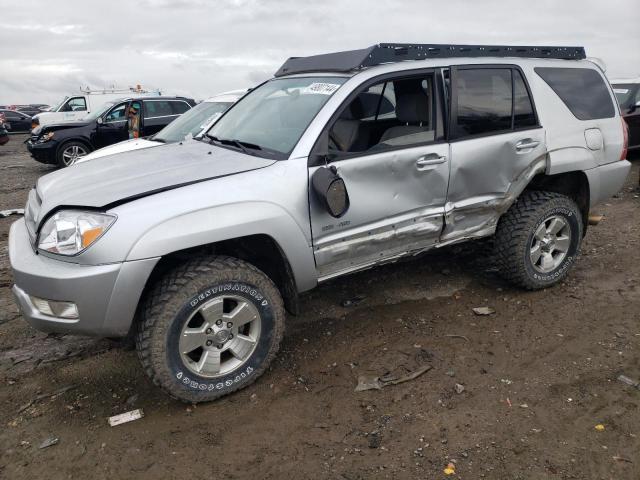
[27,139,58,164]
[9,219,159,337]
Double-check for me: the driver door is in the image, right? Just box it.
[308,70,450,281]
[94,102,129,149]
[60,96,87,122]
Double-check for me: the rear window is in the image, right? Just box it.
[454,68,513,136]
[144,100,173,118]
[535,67,615,120]
[170,101,191,114]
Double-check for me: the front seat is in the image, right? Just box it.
[379,91,434,145]
[330,97,369,152]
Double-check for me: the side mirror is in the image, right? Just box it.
[312,166,350,218]
[96,117,103,125]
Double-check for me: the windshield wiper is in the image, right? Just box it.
[203,133,220,144]
[207,135,263,154]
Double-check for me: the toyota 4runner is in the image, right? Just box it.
[9,44,631,403]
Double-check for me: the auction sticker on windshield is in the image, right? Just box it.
[303,83,341,95]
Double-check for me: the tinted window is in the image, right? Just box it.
[170,101,191,114]
[4,111,23,120]
[144,100,173,118]
[513,70,536,128]
[612,83,640,110]
[535,67,615,120]
[455,68,512,136]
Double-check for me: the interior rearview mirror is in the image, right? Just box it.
[312,166,350,218]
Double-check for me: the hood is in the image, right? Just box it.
[33,121,91,134]
[76,138,160,163]
[34,140,276,223]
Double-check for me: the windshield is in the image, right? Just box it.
[206,77,347,157]
[52,96,69,112]
[154,101,233,143]
[612,84,638,110]
[84,102,116,121]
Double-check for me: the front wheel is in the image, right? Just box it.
[57,141,90,167]
[136,256,285,403]
[494,191,583,290]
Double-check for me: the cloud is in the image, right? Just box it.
[0,0,638,104]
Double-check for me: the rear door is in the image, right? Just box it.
[444,65,545,243]
[309,70,450,280]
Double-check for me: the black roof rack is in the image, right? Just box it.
[274,43,586,77]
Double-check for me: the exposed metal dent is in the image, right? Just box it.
[440,155,547,244]
[314,207,443,279]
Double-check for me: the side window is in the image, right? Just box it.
[61,97,87,112]
[144,101,173,118]
[104,103,128,122]
[326,74,436,155]
[535,67,615,120]
[513,70,536,128]
[170,101,190,115]
[454,68,512,137]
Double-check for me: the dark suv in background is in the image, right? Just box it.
[27,96,195,167]
[612,78,640,153]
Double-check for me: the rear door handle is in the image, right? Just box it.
[416,155,446,169]
[515,139,540,151]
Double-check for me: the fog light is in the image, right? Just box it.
[30,296,79,319]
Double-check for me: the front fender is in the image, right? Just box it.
[126,201,318,292]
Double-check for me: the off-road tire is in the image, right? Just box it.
[136,255,285,403]
[494,190,583,290]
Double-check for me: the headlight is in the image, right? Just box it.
[37,131,54,143]
[38,210,116,255]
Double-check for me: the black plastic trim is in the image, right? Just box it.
[276,43,586,77]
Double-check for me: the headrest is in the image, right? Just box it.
[395,92,429,123]
[340,97,364,120]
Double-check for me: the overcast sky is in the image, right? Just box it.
[1,0,638,105]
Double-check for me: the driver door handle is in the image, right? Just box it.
[515,139,540,151]
[416,154,446,170]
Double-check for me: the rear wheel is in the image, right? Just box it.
[57,141,90,167]
[494,190,583,289]
[136,256,285,403]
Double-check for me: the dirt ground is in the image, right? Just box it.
[0,134,639,480]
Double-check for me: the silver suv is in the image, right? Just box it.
[9,44,631,403]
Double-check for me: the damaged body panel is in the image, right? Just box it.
[309,143,449,280]
[442,129,547,244]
